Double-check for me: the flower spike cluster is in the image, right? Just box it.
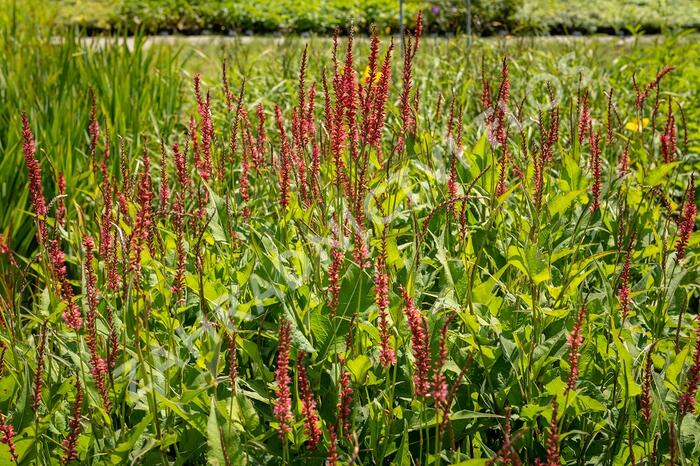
[676,175,696,261]
[273,319,293,439]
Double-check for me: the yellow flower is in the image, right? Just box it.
[361,66,382,85]
[625,118,649,132]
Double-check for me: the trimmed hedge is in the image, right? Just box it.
[57,0,700,35]
[57,0,521,34]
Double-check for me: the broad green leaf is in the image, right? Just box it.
[508,245,550,284]
[507,245,529,277]
[111,414,152,459]
[394,423,410,466]
[205,184,229,244]
[219,394,260,433]
[576,394,606,412]
[520,403,548,421]
[548,189,586,217]
[614,339,642,399]
[562,153,584,190]
[526,246,550,285]
[35,287,50,317]
[309,312,332,352]
[0,377,15,403]
[666,347,689,392]
[680,414,700,458]
[642,161,680,186]
[207,397,226,466]
[409,410,503,430]
[284,306,315,353]
[347,355,372,384]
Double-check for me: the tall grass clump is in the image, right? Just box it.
[0,1,183,258]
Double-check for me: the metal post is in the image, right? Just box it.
[466,0,472,47]
[399,0,405,56]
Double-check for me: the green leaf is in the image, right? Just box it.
[240,339,274,382]
[562,153,584,190]
[155,393,205,432]
[614,339,642,399]
[666,347,689,392]
[409,410,503,430]
[207,397,226,466]
[642,161,680,186]
[111,414,153,462]
[548,189,586,217]
[520,403,548,421]
[0,377,15,403]
[394,423,410,466]
[508,245,550,285]
[205,184,230,244]
[507,245,529,277]
[526,246,550,285]
[576,394,606,412]
[347,355,372,384]
[35,287,50,318]
[545,377,567,405]
[284,306,315,353]
[472,132,488,158]
[317,267,373,360]
[452,460,489,466]
[309,312,332,353]
[680,414,700,459]
[386,236,403,269]
[220,394,260,433]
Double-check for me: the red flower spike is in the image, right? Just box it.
[676,175,696,261]
[62,377,83,464]
[589,131,602,212]
[565,304,586,393]
[22,114,48,244]
[273,319,293,439]
[83,236,110,410]
[401,287,430,397]
[0,414,17,463]
[296,352,322,449]
[680,315,700,415]
[336,355,354,441]
[374,218,395,368]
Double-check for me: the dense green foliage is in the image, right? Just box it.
[52,0,700,35]
[515,0,700,34]
[1,5,700,466]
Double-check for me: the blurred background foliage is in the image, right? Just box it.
[45,0,700,36]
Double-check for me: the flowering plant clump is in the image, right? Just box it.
[0,11,698,465]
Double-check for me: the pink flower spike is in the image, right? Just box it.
[273,319,293,439]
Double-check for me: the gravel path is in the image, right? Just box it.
[61,33,669,51]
